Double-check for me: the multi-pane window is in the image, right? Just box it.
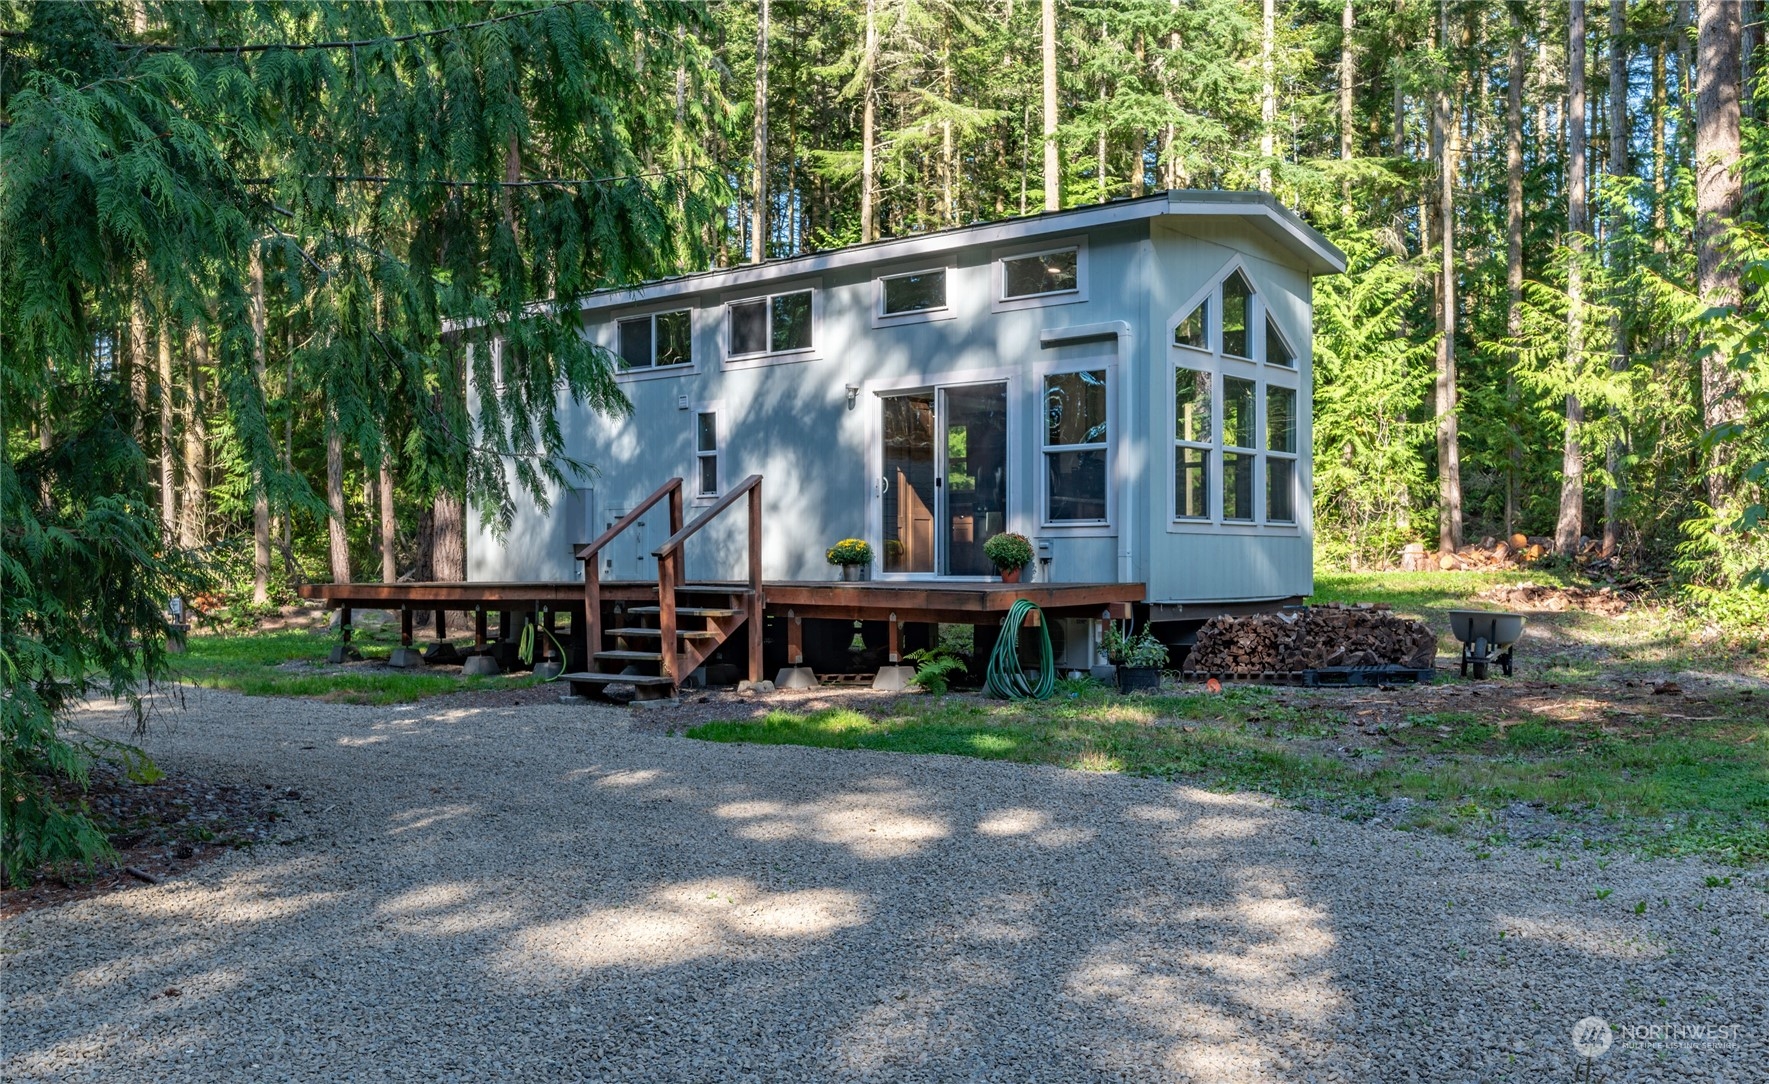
[728,290,813,357]
[1266,386,1297,522]
[1222,270,1253,358]
[1001,248,1079,299]
[1171,264,1301,526]
[695,411,719,496]
[617,309,692,370]
[1174,367,1212,519]
[881,269,946,315]
[1044,370,1109,523]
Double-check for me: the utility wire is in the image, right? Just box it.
[239,164,712,190]
[3,4,571,54]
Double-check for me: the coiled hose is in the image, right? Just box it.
[985,598,1055,700]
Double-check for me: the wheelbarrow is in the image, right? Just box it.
[1447,609,1526,679]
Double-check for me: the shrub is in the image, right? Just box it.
[982,532,1033,571]
[1101,623,1169,668]
[825,538,874,566]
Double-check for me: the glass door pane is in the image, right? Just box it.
[942,383,1008,576]
[882,393,936,574]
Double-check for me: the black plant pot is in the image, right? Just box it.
[1116,666,1163,694]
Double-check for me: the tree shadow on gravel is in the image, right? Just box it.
[5,705,1759,1083]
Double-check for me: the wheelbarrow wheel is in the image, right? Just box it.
[1471,637,1489,680]
[1501,651,1514,677]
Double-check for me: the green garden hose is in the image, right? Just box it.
[986,599,1055,700]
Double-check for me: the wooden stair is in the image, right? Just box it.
[563,585,755,702]
[568,474,765,704]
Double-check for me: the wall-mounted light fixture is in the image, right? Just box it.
[845,384,861,410]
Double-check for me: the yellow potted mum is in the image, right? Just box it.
[826,538,874,581]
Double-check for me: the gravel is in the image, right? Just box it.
[4,687,1766,1082]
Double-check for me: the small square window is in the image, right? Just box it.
[1002,249,1079,298]
[730,301,768,356]
[882,270,946,315]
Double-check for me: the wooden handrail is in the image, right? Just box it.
[650,474,763,686]
[652,475,762,558]
[580,476,683,679]
[575,477,683,561]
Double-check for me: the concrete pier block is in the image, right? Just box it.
[461,654,501,677]
[387,647,425,669]
[871,665,916,692]
[328,644,363,664]
[532,660,563,680]
[774,666,818,690]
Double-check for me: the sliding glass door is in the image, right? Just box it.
[879,382,1009,577]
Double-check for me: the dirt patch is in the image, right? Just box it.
[1474,581,1634,616]
[1,761,282,919]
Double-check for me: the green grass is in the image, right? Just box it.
[176,628,538,705]
[689,696,1769,863]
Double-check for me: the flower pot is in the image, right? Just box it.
[840,563,872,582]
[999,566,1022,584]
[1116,666,1163,694]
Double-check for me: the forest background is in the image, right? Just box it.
[2,0,1766,879]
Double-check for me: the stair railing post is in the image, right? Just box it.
[747,480,764,682]
[583,548,602,673]
[658,548,678,685]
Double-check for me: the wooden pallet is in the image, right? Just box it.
[1180,666,1435,687]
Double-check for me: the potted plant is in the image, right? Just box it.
[1102,622,1168,693]
[982,532,1033,583]
[826,538,874,581]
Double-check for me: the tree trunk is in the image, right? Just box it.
[126,289,147,442]
[250,249,272,603]
[1602,0,1628,557]
[861,0,878,241]
[1556,0,1589,558]
[1433,3,1463,556]
[327,419,352,584]
[1652,36,1667,245]
[179,329,208,550]
[379,457,397,584]
[1260,0,1276,190]
[432,489,466,581]
[1694,0,1744,505]
[1506,17,1526,541]
[157,322,178,533]
[751,0,769,263]
[1339,0,1355,214]
[1042,0,1060,211]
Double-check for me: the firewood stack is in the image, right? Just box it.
[1185,603,1437,674]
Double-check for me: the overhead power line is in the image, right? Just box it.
[240,164,713,190]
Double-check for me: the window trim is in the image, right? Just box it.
[1039,365,1113,529]
[873,264,956,327]
[613,307,696,375]
[990,237,1090,313]
[722,284,820,368]
[691,401,724,502]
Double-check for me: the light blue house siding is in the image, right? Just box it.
[467,191,1345,609]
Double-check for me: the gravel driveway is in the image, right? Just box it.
[5,688,1765,1083]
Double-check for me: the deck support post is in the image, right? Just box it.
[461,606,500,676]
[533,606,561,679]
[328,606,362,664]
[873,610,913,691]
[776,610,816,689]
[746,481,763,684]
[388,607,423,668]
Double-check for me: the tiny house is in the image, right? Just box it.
[468,191,1344,643]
